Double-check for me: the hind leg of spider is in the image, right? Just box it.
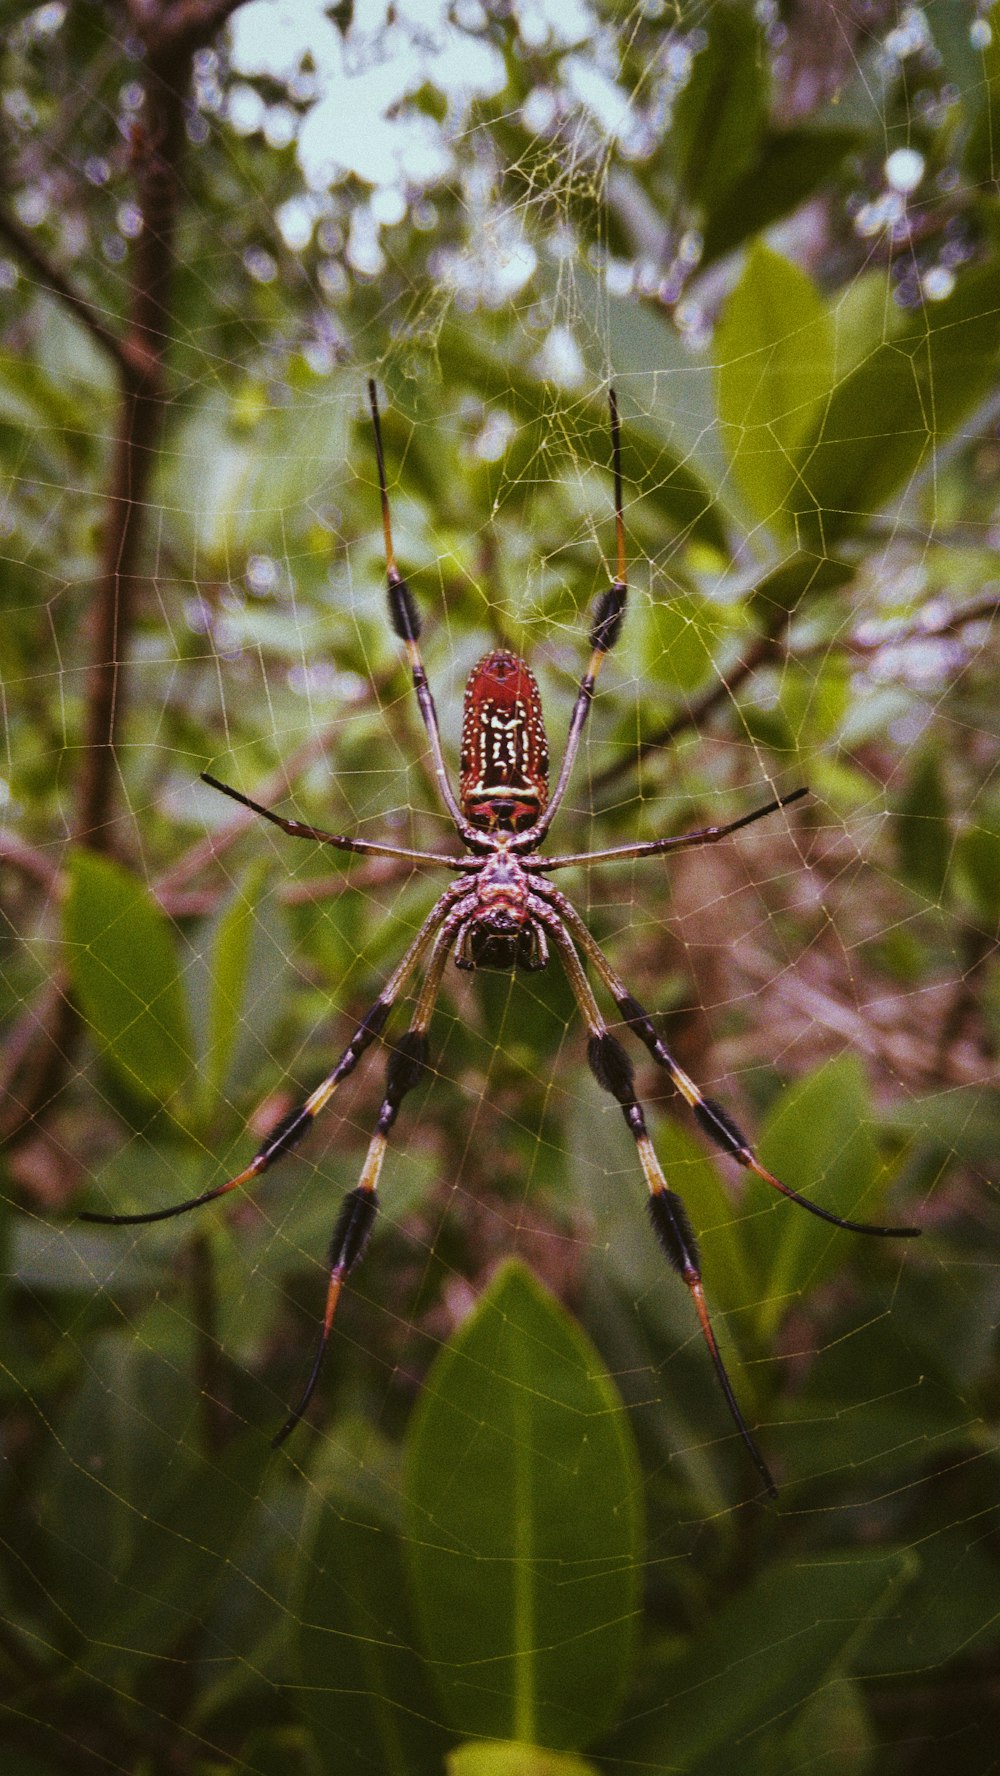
[532,900,776,1498]
[79,889,468,1229]
[535,885,921,1242]
[272,917,458,1445]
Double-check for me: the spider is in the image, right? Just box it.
[82,383,920,1496]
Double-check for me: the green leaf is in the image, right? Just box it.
[957,820,1000,918]
[750,1056,884,1340]
[448,1743,600,1776]
[673,5,768,213]
[794,259,1000,542]
[38,1332,269,1667]
[64,849,193,1110]
[294,1462,452,1776]
[653,1118,757,1330]
[886,1086,1000,1173]
[434,316,728,551]
[894,751,952,903]
[716,245,833,531]
[745,551,854,618]
[607,1547,914,1772]
[701,127,862,267]
[778,1677,873,1775]
[634,590,728,694]
[403,1262,643,1751]
[856,1529,1000,1675]
[198,858,288,1109]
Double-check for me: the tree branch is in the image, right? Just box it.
[0,207,134,378]
[3,0,245,1149]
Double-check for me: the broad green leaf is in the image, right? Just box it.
[652,1118,758,1332]
[434,317,728,550]
[750,1056,886,1340]
[957,820,1000,918]
[64,849,193,1110]
[295,1472,452,1776]
[701,127,861,267]
[568,1099,766,1503]
[165,391,350,566]
[13,1218,158,1292]
[894,750,952,903]
[606,1547,914,1772]
[745,550,854,618]
[404,1262,643,1751]
[716,245,834,531]
[448,1743,599,1776]
[565,263,734,542]
[39,1332,268,1668]
[778,1677,873,1776]
[793,258,1000,542]
[856,1529,1000,1675]
[634,590,728,694]
[885,1086,1000,1174]
[200,858,288,1107]
[673,5,768,213]
[778,1391,968,1492]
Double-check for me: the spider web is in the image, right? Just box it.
[3,0,1000,1770]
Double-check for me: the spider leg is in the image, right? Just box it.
[536,787,810,872]
[202,773,472,870]
[79,884,473,1228]
[531,897,776,1499]
[273,914,460,1445]
[535,883,921,1241]
[368,382,481,846]
[516,389,628,848]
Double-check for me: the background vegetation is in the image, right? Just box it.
[2,1,1000,1771]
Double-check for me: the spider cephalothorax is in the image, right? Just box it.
[82,382,921,1497]
[453,846,546,973]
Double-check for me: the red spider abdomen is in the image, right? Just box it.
[459,649,549,832]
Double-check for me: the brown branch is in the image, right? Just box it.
[0,832,61,893]
[0,207,134,378]
[590,590,1000,800]
[3,0,245,1149]
[591,606,790,795]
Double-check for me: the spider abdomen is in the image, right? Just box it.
[459,649,549,833]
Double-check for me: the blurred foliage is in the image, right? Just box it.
[2,1,1000,1773]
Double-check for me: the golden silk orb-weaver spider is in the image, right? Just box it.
[82,384,921,1495]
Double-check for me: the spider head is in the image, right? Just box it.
[458,650,549,833]
[454,911,548,972]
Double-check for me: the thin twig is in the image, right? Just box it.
[592,609,789,794]
[0,832,61,893]
[0,207,134,378]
